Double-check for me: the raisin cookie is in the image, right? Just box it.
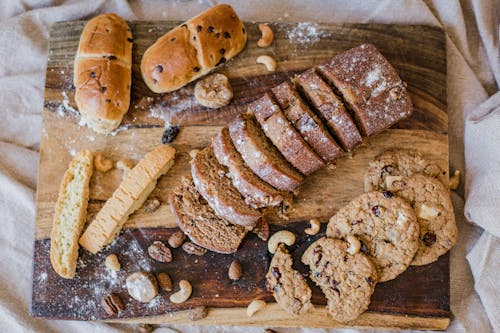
[302,237,378,323]
[326,191,419,282]
[265,244,313,315]
[386,174,457,266]
[364,149,448,192]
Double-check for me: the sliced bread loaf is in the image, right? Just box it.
[212,126,290,209]
[293,69,362,151]
[191,146,261,228]
[169,177,248,254]
[271,81,343,163]
[228,113,304,192]
[250,93,324,175]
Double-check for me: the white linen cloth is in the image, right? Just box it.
[0,1,498,332]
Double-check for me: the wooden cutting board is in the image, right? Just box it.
[31,20,450,330]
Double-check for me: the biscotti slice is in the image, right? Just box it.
[266,244,314,315]
[191,146,261,228]
[271,82,344,163]
[293,70,362,151]
[169,177,247,254]
[50,150,94,279]
[229,113,303,192]
[79,145,176,254]
[250,93,324,175]
[212,127,290,209]
[317,43,413,136]
[302,237,378,323]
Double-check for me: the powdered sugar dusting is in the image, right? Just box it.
[288,22,323,45]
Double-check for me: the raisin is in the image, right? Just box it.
[153,79,158,84]
[223,31,231,39]
[313,271,321,278]
[219,48,226,55]
[313,247,322,265]
[242,27,246,34]
[105,99,111,103]
[90,71,96,78]
[333,287,340,294]
[161,125,180,144]
[196,25,202,32]
[330,279,339,288]
[371,205,380,217]
[101,86,107,93]
[351,219,362,225]
[193,36,197,41]
[156,65,163,73]
[208,26,214,33]
[272,267,281,279]
[106,55,117,60]
[127,37,133,43]
[422,232,436,246]
[380,165,394,178]
[193,66,200,72]
[360,240,369,254]
[170,37,176,42]
[181,24,187,28]
[365,276,374,284]
[215,57,226,66]
[383,191,394,198]
[215,32,220,38]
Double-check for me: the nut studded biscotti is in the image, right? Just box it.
[317,43,413,136]
[79,145,175,254]
[50,150,94,279]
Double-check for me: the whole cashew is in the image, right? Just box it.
[304,219,320,235]
[267,230,296,254]
[257,23,274,48]
[256,55,277,72]
[449,170,460,190]
[169,280,193,304]
[246,299,266,317]
[346,235,361,255]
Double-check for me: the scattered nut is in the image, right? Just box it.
[169,280,192,304]
[256,55,277,72]
[346,235,361,255]
[168,230,186,248]
[161,124,180,144]
[182,241,207,256]
[143,196,161,213]
[257,23,274,47]
[264,329,277,333]
[449,170,460,190]
[105,253,121,271]
[247,299,266,317]
[156,272,173,291]
[188,306,208,321]
[136,323,154,333]
[116,159,135,175]
[267,230,296,254]
[102,293,124,316]
[194,73,233,108]
[415,202,442,220]
[254,219,270,241]
[148,241,173,263]
[94,153,113,172]
[228,260,243,281]
[189,149,200,159]
[126,271,158,303]
[304,219,321,235]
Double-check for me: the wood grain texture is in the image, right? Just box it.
[33,20,449,329]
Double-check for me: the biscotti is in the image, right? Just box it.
[79,145,175,254]
[317,43,413,136]
[50,150,94,279]
[250,93,325,175]
[170,177,247,254]
[229,113,304,192]
[141,4,247,93]
[293,70,362,151]
[74,13,132,134]
[191,146,261,228]
[271,81,344,162]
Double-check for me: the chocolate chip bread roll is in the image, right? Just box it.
[141,4,247,93]
[74,13,132,134]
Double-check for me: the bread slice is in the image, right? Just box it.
[250,93,325,175]
[272,81,344,163]
[169,177,248,254]
[50,150,94,279]
[293,70,362,151]
[191,146,261,228]
[228,113,303,192]
[79,145,175,254]
[212,127,290,209]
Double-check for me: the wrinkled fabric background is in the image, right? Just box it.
[0,1,498,332]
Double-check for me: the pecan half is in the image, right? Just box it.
[148,241,173,263]
[102,293,124,316]
[168,230,186,248]
[182,242,207,256]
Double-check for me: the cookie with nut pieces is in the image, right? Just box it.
[302,237,378,323]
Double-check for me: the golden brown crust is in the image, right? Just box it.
[140,4,247,93]
[74,13,132,133]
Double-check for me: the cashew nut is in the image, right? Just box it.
[346,235,361,255]
[267,230,296,254]
[94,153,113,172]
[169,280,192,304]
[256,55,277,72]
[257,23,274,48]
[104,253,121,271]
[304,219,320,235]
[449,170,460,190]
[246,299,266,317]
